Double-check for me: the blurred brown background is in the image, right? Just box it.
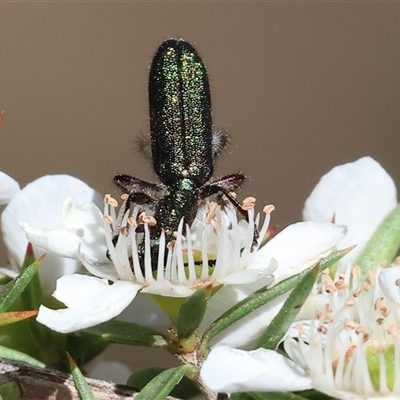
[1,1,400,385]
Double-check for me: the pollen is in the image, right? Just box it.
[138,213,157,226]
[241,197,256,210]
[205,202,217,224]
[104,194,119,208]
[263,204,275,214]
[104,215,113,224]
[127,217,137,227]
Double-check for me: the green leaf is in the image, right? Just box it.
[0,344,45,368]
[19,243,43,310]
[175,288,209,339]
[67,352,95,400]
[127,367,200,399]
[257,265,318,349]
[0,382,21,400]
[356,202,400,278]
[199,247,351,353]
[0,319,68,371]
[0,310,37,326]
[249,392,308,400]
[135,365,193,400]
[81,320,169,349]
[0,256,43,312]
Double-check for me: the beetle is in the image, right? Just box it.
[114,39,252,268]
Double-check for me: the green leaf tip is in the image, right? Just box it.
[356,202,400,277]
[0,310,38,326]
[0,259,43,312]
[67,352,95,400]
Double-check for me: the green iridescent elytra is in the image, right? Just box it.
[149,39,213,185]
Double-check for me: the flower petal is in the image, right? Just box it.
[142,279,196,297]
[258,221,347,284]
[200,346,311,393]
[219,267,274,285]
[117,293,170,327]
[22,222,82,259]
[36,274,141,333]
[0,171,20,205]
[1,175,102,293]
[378,265,400,305]
[303,157,397,262]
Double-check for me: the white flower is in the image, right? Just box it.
[23,192,345,334]
[201,263,400,399]
[24,195,270,332]
[1,174,102,293]
[201,156,400,395]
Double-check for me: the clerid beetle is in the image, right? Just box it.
[114,39,252,268]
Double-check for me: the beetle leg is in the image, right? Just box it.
[199,175,260,247]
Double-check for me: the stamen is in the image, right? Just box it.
[138,212,157,226]
[104,194,119,208]
[241,196,256,210]
[104,215,113,224]
[263,204,275,214]
[205,202,217,224]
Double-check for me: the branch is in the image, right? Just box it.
[0,357,181,399]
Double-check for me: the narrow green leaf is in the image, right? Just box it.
[357,202,400,278]
[67,352,95,400]
[20,243,43,310]
[135,365,193,400]
[249,391,308,400]
[0,344,45,367]
[127,367,200,399]
[199,247,351,352]
[257,265,318,349]
[175,288,209,339]
[0,310,37,326]
[314,246,355,274]
[81,320,169,349]
[0,256,43,312]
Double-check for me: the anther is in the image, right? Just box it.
[241,197,256,211]
[263,204,275,214]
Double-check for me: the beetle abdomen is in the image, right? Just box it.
[149,39,213,186]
